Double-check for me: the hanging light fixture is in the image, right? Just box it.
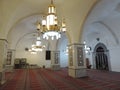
[29,44,37,54]
[37,0,66,40]
[34,36,45,51]
[29,33,45,53]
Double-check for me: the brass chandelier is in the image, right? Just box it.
[29,33,45,54]
[37,0,66,40]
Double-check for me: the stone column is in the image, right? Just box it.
[68,43,87,78]
[0,39,8,84]
[51,51,60,70]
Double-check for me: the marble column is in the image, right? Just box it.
[51,51,60,70]
[68,43,87,78]
[0,39,8,84]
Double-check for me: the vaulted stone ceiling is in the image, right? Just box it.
[82,0,120,48]
[0,0,97,44]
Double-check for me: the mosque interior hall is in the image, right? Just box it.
[0,0,120,90]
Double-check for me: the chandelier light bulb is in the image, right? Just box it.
[37,22,41,30]
[42,19,46,26]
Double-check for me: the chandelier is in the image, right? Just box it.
[29,44,37,54]
[37,0,66,40]
[29,34,45,54]
[34,36,45,51]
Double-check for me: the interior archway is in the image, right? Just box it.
[7,14,69,68]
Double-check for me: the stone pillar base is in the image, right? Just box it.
[0,71,6,85]
[51,65,60,70]
[68,68,87,78]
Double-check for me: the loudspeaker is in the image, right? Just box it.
[46,50,51,60]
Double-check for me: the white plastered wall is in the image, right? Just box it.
[57,34,68,67]
[82,0,120,72]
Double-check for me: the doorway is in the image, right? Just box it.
[93,43,110,71]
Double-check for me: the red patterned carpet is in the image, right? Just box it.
[0,68,120,90]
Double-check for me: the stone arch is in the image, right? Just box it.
[93,21,119,45]
[79,0,99,43]
[93,43,111,71]
[94,43,108,52]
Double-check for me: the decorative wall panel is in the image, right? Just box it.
[77,47,84,66]
[69,48,73,66]
[6,51,12,65]
[54,51,60,64]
